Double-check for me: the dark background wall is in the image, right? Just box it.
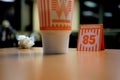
[0,0,120,49]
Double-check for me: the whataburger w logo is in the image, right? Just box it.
[52,0,72,19]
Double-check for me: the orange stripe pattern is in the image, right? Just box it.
[38,0,74,30]
[77,24,103,51]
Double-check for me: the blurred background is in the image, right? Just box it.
[0,0,120,49]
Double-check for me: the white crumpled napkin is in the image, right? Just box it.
[17,35,35,49]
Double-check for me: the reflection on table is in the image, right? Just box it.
[0,47,120,80]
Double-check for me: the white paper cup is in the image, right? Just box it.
[41,30,71,54]
[38,0,74,54]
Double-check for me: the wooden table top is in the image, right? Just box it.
[0,47,120,80]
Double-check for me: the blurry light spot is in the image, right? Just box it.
[1,0,15,2]
[118,4,120,8]
[82,10,98,18]
[104,12,112,17]
[83,11,93,16]
[84,1,97,8]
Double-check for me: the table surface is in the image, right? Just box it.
[0,47,120,80]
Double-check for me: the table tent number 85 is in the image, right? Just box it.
[77,24,105,51]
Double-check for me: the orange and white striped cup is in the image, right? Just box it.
[37,0,74,53]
